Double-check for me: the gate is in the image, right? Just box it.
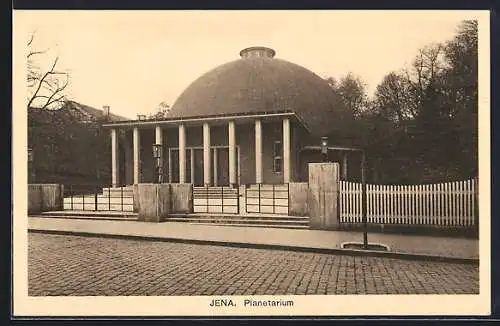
[245,183,289,215]
[192,186,239,214]
[63,184,134,212]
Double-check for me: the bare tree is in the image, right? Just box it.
[27,31,69,110]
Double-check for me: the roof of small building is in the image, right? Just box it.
[168,47,354,137]
[65,101,127,122]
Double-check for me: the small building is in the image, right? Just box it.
[103,46,356,189]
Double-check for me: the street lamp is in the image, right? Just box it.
[28,147,34,183]
[152,143,163,184]
[320,136,328,162]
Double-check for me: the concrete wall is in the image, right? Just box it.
[136,183,171,222]
[170,183,193,213]
[288,182,308,216]
[28,184,42,214]
[28,184,64,214]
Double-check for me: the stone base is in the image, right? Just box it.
[136,184,171,222]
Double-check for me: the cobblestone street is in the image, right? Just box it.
[28,233,479,296]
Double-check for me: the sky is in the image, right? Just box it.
[16,10,480,119]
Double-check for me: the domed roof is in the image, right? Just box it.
[169,47,352,136]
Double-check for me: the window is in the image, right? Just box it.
[273,140,283,173]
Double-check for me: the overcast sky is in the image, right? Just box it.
[18,10,479,119]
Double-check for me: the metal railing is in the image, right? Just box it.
[63,184,134,212]
[192,185,239,214]
[245,183,289,215]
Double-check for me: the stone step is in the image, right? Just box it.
[35,210,138,219]
[169,214,308,221]
[180,222,309,230]
[166,217,309,226]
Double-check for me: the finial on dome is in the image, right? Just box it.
[240,46,276,59]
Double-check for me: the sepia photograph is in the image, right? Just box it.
[13,10,490,317]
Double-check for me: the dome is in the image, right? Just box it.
[169,47,352,136]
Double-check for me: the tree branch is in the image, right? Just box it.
[27,56,59,109]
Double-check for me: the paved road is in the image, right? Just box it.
[28,233,479,296]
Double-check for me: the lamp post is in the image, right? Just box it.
[28,147,34,183]
[320,136,328,162]
[361,150,368,249]
[152,143,163,184]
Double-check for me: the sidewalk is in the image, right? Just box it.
[27,216,479,263]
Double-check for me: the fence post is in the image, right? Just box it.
[94,185,98,211]
[221,186,224,214]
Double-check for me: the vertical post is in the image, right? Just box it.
[228,121,236,186]
[111,128,119,187]
[168,149,172,183]
[255,119,263,184]
[213,148,218,186]
[342,152,348,180]
[203,123,211,186]
[94,187,98,211]
[361,151,368,249]
[155,126,163,184]
[179,124,186,183]
[190,148,195,184]
[133,127,140,184]
[283,118,291,183]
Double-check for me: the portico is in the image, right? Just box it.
[104,112,297,188]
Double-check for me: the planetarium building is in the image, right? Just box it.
[103,46,355,215]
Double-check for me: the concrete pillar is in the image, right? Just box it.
[133,127,140,184]
[178,124,186,183]
[190,148,195,184]
[255,119,262,183]
[283,118,291,183]
[111,128,119,187]
[213,148,218,186]
[308,163,340,230]
[203,123,211,186]
[136,183,171,222]
[228,120,236,186]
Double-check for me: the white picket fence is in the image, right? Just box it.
[339,178,478,227]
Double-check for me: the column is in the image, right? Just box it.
[190,148,195,184]
[342,152,348,180]
[178,124,186,183]
[228,120,236,186]
[213,148,218,186]
[111,128,119,187]
[255,119,262,184]
[203,123,211,186]
[133,127,140,184]
[283,118,291,183]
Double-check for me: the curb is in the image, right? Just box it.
[28,228,479,265]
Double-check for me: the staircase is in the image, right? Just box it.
[166,214,309,229]
[59,185,309,229]
[63,186,135,212]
